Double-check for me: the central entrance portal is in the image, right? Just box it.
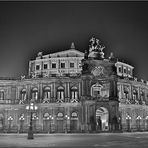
[96,107,109,131]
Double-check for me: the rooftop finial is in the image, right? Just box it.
[109,52,117,62]
[109,52,114,59]
[70,42,75,49]
[37,52,43,57]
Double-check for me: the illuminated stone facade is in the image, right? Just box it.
[0,37,148,133]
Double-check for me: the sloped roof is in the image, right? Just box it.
[43,49,84,58]
[41,42,84,58]
[51,49,84,58]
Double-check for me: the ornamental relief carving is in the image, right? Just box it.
[69,82,79,88]
[91,66,104,77]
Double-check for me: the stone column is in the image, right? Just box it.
[39,84,43,103]
[67,82,70,102]
[79,82,81,99]
[27,85,31,103]
[53,82,56,102]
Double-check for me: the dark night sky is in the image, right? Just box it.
[0,1,148,80]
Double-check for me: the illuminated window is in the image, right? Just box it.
[57,112,64,118]
[128,68,131,75]
[0,91,4,100]
[43,87,51,99]
[57,86,64,102]
[78,62,81,68]
[91,84,102,97]
[36,65,40,70]
[52,63,56,68]
[71,112,78,118]
[133,89,138,100]
[43,112,50,119]
[140,91,145,104]
[123,67,127,73]
[124,88,129,99]
[117,85,122,99]
[32,88,38,101]
[71,86,78,102]
[118,67,122,73]
[70,63,74,68]
[61,62,65,68]
[20,89,26,101]
[44,64,48,69]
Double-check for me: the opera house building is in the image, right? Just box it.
[0,37,148,133]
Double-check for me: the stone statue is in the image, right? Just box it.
[21,75,25,80]
[82,61,89,73]
[88,36,105,60]
[84,50,88,59]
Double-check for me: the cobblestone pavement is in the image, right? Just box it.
[0,132,148,148]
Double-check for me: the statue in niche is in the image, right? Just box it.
[82,60,89,73]
[84,50,88,59]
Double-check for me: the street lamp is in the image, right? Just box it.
[126,114,131,132]
[8,116,13,132]
[65,115,70,133]
[26,103,38,140]
[136,116,142,131]
[145,116,148,131]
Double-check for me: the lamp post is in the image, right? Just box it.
[65,115,70,133]
[136,116,142,131]
[26,103,38,140]
[118,116,122,131]
[145,116,148,131]
[126,114,131,132]
[8,116,13,132]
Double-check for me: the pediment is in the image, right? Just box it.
[43,49,84,58]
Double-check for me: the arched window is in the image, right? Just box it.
[91,83,103,97]
[71,112,78,119]
[133,90,137,99]
[32,113,38,120]
[19,89,26,104]
[0,90,4,100]
[57,112,64,119]
[133,89,138,104]
[43,112,50,119]
[31,88,38,102]
[57,86,64,103]
[140,91,145,105]
[19,113,25,121]
[43,87,51,103]
[21,89,26,100]
[71,86,78,103]
[124,87,129,99]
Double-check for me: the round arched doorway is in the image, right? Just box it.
[96,107,109,131]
